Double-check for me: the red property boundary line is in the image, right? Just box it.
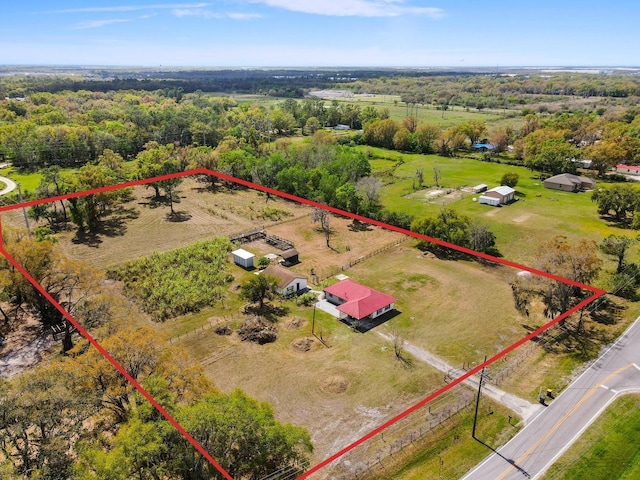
[0,168,607,479]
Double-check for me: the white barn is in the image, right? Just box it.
[232,248,255,269]
[479,186,515,206]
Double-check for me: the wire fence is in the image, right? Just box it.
[328,388,477,480]
[168,315,241,344]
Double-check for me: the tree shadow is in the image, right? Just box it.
[71,230,103,248]
[70,205,140,245]
[348,219,373,232]
[243,303,290,323]
[590,298,626,325]
[139,194,180,209]
[166,211,192,222]
[417,243,475,261]
[598,214,633,229]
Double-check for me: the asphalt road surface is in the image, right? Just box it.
[462,317,640,480]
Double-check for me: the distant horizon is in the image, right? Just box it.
[1,65,640,71]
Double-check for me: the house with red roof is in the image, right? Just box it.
[323,279,396,321]
[617,164,640,175]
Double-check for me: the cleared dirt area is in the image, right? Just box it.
[0,309,54,378]
[404,187,470,206]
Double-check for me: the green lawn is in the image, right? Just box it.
[0,166,43,195]
[545,394,640,480]
[368,148,639,269]
[365,399,518,480]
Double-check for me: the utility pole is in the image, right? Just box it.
[472,356,489,440]
[312,304,316,336]
[17,183,31,237]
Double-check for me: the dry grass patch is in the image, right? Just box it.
[344,248,522,364]
[44,179,310,269]
[242,214,407,282]
[170,305,444,464]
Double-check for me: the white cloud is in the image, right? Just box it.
[249,0,444,18]
[73,19,132,29]
[227,12,263,20]
[172,9,262,19]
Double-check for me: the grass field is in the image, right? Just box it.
[0,166,43,195]
[227,92,523,129]
[366,147,640,269]
[545,394,640,480]
[342,247,521,363]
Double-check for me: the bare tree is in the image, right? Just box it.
[356,176,383,206]
[312,208,331,248]
[415,168,425,189]
[433,166,442,187]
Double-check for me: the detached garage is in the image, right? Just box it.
[479,186,515,206]
[232,248,255,269]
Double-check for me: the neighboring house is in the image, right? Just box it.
[472,143,496,152]
[324,279,396,322]
[472,184,488,193]
[280,248,300,266]
[262,265,307,296]
[479,186,515,206]
[571,158,592,169]
[232,248,255,269]
[543,173,596,192]
[616,164,640,175]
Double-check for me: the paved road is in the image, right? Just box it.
[0,175,16,196]
[462,317,640,480]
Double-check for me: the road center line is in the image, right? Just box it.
[495,363,633,480]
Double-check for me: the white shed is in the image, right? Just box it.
[232,249,255,269]
[479,195,501,206]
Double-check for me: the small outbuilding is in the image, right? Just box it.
[472,184,488,193]
[232,248,255,269]
[262,265,307,296]
[280,248,300,266]
[479,186,515,206]
[543,173,596,192]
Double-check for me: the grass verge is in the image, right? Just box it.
[545,394,640,480]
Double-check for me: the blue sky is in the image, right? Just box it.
[2,1,639,67]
